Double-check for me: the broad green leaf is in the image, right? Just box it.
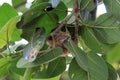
[45,57,66,78]
[32,57,66,78]
[69,58,88,80]
[17,2,50,28]
[0,3,18,29]
[93,13,120,44]
[107,43,120,63]
[103,0,120,18]
[81,27,103,52]
[36,13,58,35]
[23,28,46,62]
[62,0,82,8]
[50,2,67,21]
[107,63,117,80]
[80,0,95,11]
[12,0,26,7]
[9,59,25,76]
[88,53,108,80]
[0,58,11,78]
[17,48,62,68]
[31,1,67,21]
[64,39,88,71]
[0,16,21,48]
[12,0,27,12]
[31,76,60,80]
[31,0,49,8]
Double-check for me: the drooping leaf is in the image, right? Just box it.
[23,28,46,62]
[0,3,18,29]
[0,16,21,48]
[17,48,62,68]
[87,53,108,80]
[69,58,88,80]
[0,58,11,78]
[64,39,88,71]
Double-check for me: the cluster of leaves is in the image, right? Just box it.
[0,0,120,80]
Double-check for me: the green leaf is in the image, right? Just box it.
[32,57,66,78]
[107,43,120,63]
[80,0,95,11]
[9,59,25,76]
[36,13,58,35]
[17,48,62,68]
[45,57,66,78]
[62,0,81,8]
[50,2,67,21]
[30,0,49,8]
[17,2,50,28]
[0,58,11,78]
[107,63,117,80]
[64,39,88,71]
[69,58,88,80]
[103,0,120,18]
[23,28,46,62]
[81,27,103,53]
[0,3,18,29]
[12,0,26,7]
[0,16,21,48]
[93,13,120,44]
[12,0,27,12]
[87,53,108,80]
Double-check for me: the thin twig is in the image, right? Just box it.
[51,10,74,35]
[74,0,80,45]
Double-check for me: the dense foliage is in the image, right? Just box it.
[0,0,120,80]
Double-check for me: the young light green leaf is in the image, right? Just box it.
[0,16,21,48]
[0,3,18,29]
[88,53,108,80]
[107,43,120,63]
[0,58,11,78]
[69,58,88,80]
[17,48,62,68]
[64,39,88,71]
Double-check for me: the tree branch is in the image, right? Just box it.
[73,0,80,45]
[51,10,74,35]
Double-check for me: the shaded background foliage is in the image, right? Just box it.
[0,0,120,80]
